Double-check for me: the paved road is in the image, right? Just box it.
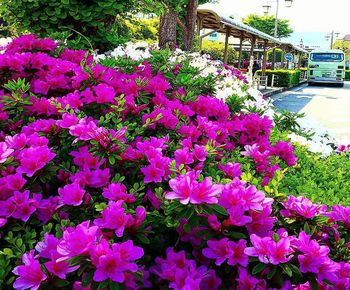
[272,81,350,140]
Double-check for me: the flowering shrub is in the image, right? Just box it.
[0,35,350,289]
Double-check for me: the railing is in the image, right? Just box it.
[253,75,268,90]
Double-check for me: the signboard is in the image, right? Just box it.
[284,53,294,62]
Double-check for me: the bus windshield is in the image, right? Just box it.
[310,53,344,62]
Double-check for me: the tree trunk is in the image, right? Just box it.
[158,8,177,50]
[182,0,198,51]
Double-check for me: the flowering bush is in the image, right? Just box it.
[0,35,350,289]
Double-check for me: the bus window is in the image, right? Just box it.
[310,53,344,62]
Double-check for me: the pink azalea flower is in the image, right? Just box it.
[58,182,85,206]
[3,173,26,191]
[57,221,100,260]
[35,233,59,259]
[202,238,232,265]
[190,177,222,204]
[17,146,55,177]
[102,182,135,203]
[218,162,242,178]
[141,163,165,183]
[193,145,207,162]
[45,251,80,279]
[166,172,196,205]
[94,200,132,237]
[244,234,271,264]
[93,83,116,104]
[0,141,14,163]
[167,172,222,205]
[174,147,194,166]
[236,267,265,290]
[227,239,249,267]
[13,250,47,290]
[10,190,38,222]
[281,195,326,219]
[268,237,293,265]
[93,240,143,283]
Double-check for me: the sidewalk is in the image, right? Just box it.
[260,80,307,98]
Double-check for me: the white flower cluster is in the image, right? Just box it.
[288,117,336,157]
[96,42,155,62]
[0,37,12,53]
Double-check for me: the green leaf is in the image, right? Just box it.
[109,155,116,165]
[304,222,311,235]
[82,272,93,288]
[280,264,293,277]
[53,279,71,287]
[267,267,277,279]
[252,263,266,275]
[209,204,228,216]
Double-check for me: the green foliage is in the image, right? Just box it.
[256,69,302,87]
[273,110,307,136]
[243,14,293,38]
[345,70,350,80]
[267,48,284,62]
[201,40,237,64]
[126,17,159,42]
[0,0,135,50]
[278,144,350,206]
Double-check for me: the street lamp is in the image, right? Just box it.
[263,0,294,69]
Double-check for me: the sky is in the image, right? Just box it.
[200,0,350,48]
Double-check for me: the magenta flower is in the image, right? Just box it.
[58,182,85,206]
[17,146,55,177]
[325,205,350,228]
[57,221,100,259]
[268,237,293,265]
[102,183,135,203]
[202,238,232,265]
[45,251,80,279]
[166,171,196,205]
[3,173,26,191]
[0,141,14,163]
[236,267,265,290]
[93,251,130,282]
[12,250,47,290]
[35,233,59,259]
[244,234,271,264]
[218,162,242,178]
[227,239,249,267]
[167,172,222,205]
[175,147,194,166]
[190,177,222,204]
[141,163,165,183]
[193,145,207,162]
[94,200,132,237]
[10,190,38,222]
[93,240,143,283]
[93,83,116,104]
[281,195,326,219]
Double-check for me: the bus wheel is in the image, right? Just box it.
[308,82,314,86]
[337,83,344,88]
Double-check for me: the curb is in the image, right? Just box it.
[262,80,307,98]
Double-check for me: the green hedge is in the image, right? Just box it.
[201,40,237,64]
[256,69,302,87]
[346,70,350,80]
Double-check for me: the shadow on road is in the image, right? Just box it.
[273,92,314,113]
[272,82,349,113]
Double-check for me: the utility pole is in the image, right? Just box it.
[263,0,293,70]
[326,31,340,49]
[271,0,279,70]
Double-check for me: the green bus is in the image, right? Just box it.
[308,49,345,87]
